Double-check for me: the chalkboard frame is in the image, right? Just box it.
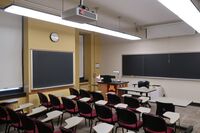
[31,50,74,90]
[122,52,200,80]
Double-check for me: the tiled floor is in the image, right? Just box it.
[0,103,199,133]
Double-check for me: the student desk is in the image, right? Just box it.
[151,97,192,132]
[151,97,192,107]
[118,87,156,98]
[93,123,114,133]
[0,98,18,106]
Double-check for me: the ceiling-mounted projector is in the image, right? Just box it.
[62,7,97,23]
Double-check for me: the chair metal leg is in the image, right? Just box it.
[17,128,20,133]
[5,123,9,133]
[60,114,64,126]
[112,128,114,133]
[115,126,119,133]
[7,125,11,133]
[57,116,60,126]
[89,120,93,133]
[51,120,54,130]
[95,120,99,126]
[85,118,87,126]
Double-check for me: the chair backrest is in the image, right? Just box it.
[91,92,104,102]
[69,88,79,97]
[138,81,150,88]
[0,106,8,119]
[59,127,73,133]
[48,94,61,106]
[95,104,112,120]
[124,96,140,109]
[35,119,53,133]
[107,93,121,105]
[77,100,92,114]
[6,107,21,123]
[38,92,49,104]
[61,97,76,110]
[116,108,137,124]
[79,89,91,98]
[19,114,36,131]
[142,113,167,132]
[156,101,175,116]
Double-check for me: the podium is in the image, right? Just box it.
[97,81,129,99]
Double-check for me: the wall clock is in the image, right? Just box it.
[50,32,59,42]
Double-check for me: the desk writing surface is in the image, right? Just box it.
[64,116,84,129]
[95,100,108,105]
[27,106,47,116]
[41,110,63,122]
[152,97,192,107]
[14,103,33,111]
[93,123,114,133]
[118,87,156,93]
[163,111,180,124]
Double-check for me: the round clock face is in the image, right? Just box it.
[50,32,59,42]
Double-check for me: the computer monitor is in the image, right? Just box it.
[100,75,115,83]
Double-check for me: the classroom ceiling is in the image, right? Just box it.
[13,0,194,39]
[20,0,181,26]
[82,0,180,26]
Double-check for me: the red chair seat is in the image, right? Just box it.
[118,120,143,130]
[42,102,52,107]
[145,127,174,133]
[24,128,38,133]
[66,107,79,114]
[0,116,10,121]
[99,114,117,124]
[54,104,65,110]
[11,122,23,129]
[80,110,96,118]
[54,130,62,133]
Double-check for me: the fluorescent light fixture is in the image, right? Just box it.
[158,0,200,33]
[4,5,141,40]
[0,87,20,92]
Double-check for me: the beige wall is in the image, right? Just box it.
[101,34,200,103]
[23,18,77,107]
[22,18,101,107]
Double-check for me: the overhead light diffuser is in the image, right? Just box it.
[4,5,140,40]
[158,0,200,33]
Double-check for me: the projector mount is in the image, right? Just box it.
[79,0,89,11]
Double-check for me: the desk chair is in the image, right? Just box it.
[19,114,37,133]
[115,108,143,133]
[91,92,104,102]
[95,104,117,127]
[38,92,52,109]
[6,108,24,133]
[69,88,80,100]
[61,97,79,116]
[48,94,65,125]
[156,101,176,131]
[107,93,121,108]
[156,101,175,117]
[142,113,174,133]
[0,106,11,133]
[35,119,72,133]
[123,96,140,113]
[79,89,93,103]
[77,100,96,133]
